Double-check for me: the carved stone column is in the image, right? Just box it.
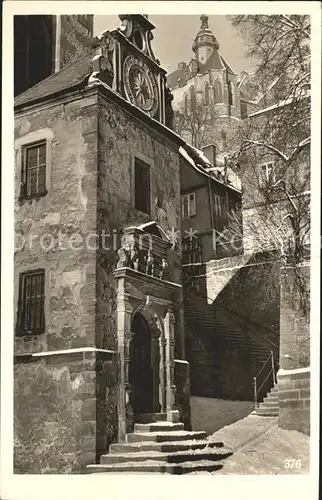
[116,280,133,442]
[151,330,161,413]
[164,308,177,421]
[159,335,166,413]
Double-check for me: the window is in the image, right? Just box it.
[259,162,276,187]
[189,85,196,109]
[21,141,47,199]
[214,194,223,216]
[182,238,201,264]
[240,100,248,118]
[181,193,196,218]
[213,79,223,103]
[183,93,188,114]
[204,82,209,106]
[134,157,151,214]
[228,81,234,106]
[16,269,45,335]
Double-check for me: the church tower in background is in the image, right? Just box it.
[14,15,94,96]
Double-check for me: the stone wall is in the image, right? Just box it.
[58,15,94,69]
[97,93,184,355]
[277,264,310,435]
[277,368,310,435]
[14,95,99,354]
[279,264,310,370]
[205,253,281,347]
[185,322,257,401]
[14,348,118,473]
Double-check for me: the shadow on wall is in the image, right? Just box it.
[191,396,254,435]
[212,251,281,347]
[184,251,281,402]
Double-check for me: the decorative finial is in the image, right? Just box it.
[200,14,209,30]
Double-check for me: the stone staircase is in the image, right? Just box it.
[184,293,276,364]
[86,419,233,474]
[254,385,279,417]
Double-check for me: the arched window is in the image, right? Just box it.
[228,81,235,106]
[183,93,188,114]
[213,79,223,103]
[204,82,209,106]
[189,85,196,109]
[14,15,53,96]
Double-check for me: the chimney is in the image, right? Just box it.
[178,61,186,70]
[201,144,216,167]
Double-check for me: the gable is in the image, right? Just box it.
[180,156,208,192]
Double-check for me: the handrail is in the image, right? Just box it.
[253,351,276,408]
[255,353,271,379]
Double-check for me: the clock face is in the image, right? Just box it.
[123,56,158,116]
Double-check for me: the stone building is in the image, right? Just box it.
[169,15,311,434]
[14,15,94,96]
[14,14,194,473]
[13,14,310,477]
[168,15,244,156]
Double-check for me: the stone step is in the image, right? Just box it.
[255,408,278,417]
[126,430,207,443]
[100,446,233,465]
[134,422,184,433]
[260,400,279,408]
[263,395,278,403]
[87,459,224,474]
[135,413,167,423]
[110,438,224,454]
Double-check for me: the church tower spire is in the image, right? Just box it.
[192,15,219,64]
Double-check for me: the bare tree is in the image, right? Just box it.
[224,16,311,328]
[173,96,220,149]
[228,15,310,266]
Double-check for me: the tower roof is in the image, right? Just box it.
[192,14,219,54]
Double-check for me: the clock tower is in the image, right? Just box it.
[90,14,173,127]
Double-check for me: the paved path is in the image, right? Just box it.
[200,414,309,474]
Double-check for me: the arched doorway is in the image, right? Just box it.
[130,313,154,415]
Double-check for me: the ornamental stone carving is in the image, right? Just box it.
[123,55,159,117]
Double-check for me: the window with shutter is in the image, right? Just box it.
[17,269,45,335]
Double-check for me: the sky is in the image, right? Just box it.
[94,15,255,76]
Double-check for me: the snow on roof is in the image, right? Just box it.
[179,145,241,193]
[248,97,295,117]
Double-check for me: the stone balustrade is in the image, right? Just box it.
[116,226,172,281]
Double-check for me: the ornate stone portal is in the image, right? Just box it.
[113,224,181,442]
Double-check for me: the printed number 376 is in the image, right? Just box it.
[284,459,302,469]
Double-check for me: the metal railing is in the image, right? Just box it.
[253,351,277,409]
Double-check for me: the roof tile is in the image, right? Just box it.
[14,53,93,109]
